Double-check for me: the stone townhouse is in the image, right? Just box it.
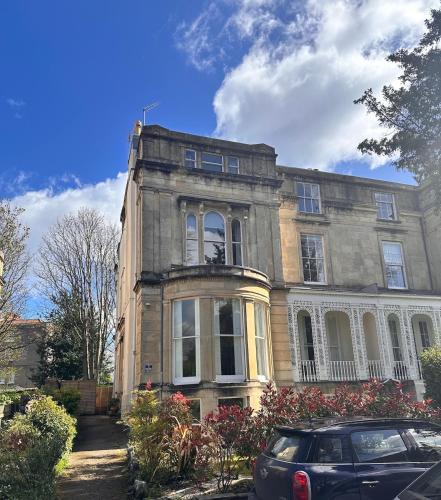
[114,123,441,416]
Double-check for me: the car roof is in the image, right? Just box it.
[276,418,439,435]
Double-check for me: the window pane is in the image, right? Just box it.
[218,398,244,408]
[383,243,403,265]
[255,303,268,377]
[219,336,236,375]
[296,182,305,197]
[219,300,233,335]
[233,243,242,266]
[188,400,201,422]
[231,219,241,242]
[408,428,441,462]
[186,214,197,238]
[317,437,351,463]
[269,434,302,462]
[204,242,225,264]
[351,430,408,463]
[185,149,196,160]
[386,265,405,288]
[186,239,198,265]
[202,152,223,172]
[228,157,239,173]
[182,338,196,377]
[298,198,306,212]
[204,212,225,242]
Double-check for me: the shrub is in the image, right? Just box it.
[46,387,81,415]
[0,395,76,499]
[204,405,255,492]
[420,346,441,407]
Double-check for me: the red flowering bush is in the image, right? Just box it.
[204,405,255,492]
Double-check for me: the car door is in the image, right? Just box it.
[306,434,359,500]
[405,425,441,464]
[351,428,425,500]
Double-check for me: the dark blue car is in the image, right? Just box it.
[253,418,441,500]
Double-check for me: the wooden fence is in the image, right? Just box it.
[95,385,113,414]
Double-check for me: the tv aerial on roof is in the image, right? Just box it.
[143,102,160,125]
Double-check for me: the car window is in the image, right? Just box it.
[316,436,352,463]
[267,432,302,462]
[408,427,441,462]
[351,429,409,463]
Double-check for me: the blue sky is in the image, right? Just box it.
[1,0,437,304]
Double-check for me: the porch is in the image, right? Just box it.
[288,296,441,384]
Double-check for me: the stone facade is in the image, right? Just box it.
[114,124,441,415]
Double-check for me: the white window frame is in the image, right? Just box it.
[227,156,239,174]
[300,234,327,285]
[201,152,224,172]
[172,299,201,385]
[382,241,407,290]
[185,213,199,266]
[214,298,245,383]
[184,149,197,168]
[375,192,397,221]
[297,182,321,214]
[254,302,269,382]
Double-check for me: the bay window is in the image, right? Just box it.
[214,298,244,382]
[173,299,200,384]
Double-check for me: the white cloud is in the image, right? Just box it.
[11,172,127,256]
[178,0,437,169]
[6,98,26,108]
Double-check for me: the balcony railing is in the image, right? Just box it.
[368,360,384,379]
[300,360,318,382]
[393,361,410,380]
[329,360,357,381]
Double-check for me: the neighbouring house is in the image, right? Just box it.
[0,319,43,388]
[114,122,441,416]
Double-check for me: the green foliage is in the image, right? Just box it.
[32,292,84,386]
[127,390,205,491]
[0,395,77,499]
[45,387,81,415]
[420,346,441,407]
[355,8,441,205]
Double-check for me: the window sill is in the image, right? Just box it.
[215,375,245,383]
[257,375,269,383]
[304,281,327,286]
[387,286,408,291]
[173,377,201,386]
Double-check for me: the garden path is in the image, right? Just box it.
[57,415,128,499]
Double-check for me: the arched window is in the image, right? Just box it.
[186,214,198,265]
[231,219,242,266]
[204,212,225,264]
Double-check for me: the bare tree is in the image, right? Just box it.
[0,201,30,376]
[37,208,118,381]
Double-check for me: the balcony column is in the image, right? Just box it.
[401,307,420,380]
[313,305,329,380]
[377,308,394,378]
[350,307,369,379]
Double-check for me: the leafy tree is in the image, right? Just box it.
[420,346,441,407]
[32,293,83,386]
[355,8,441,204]
[0,201,30,378]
